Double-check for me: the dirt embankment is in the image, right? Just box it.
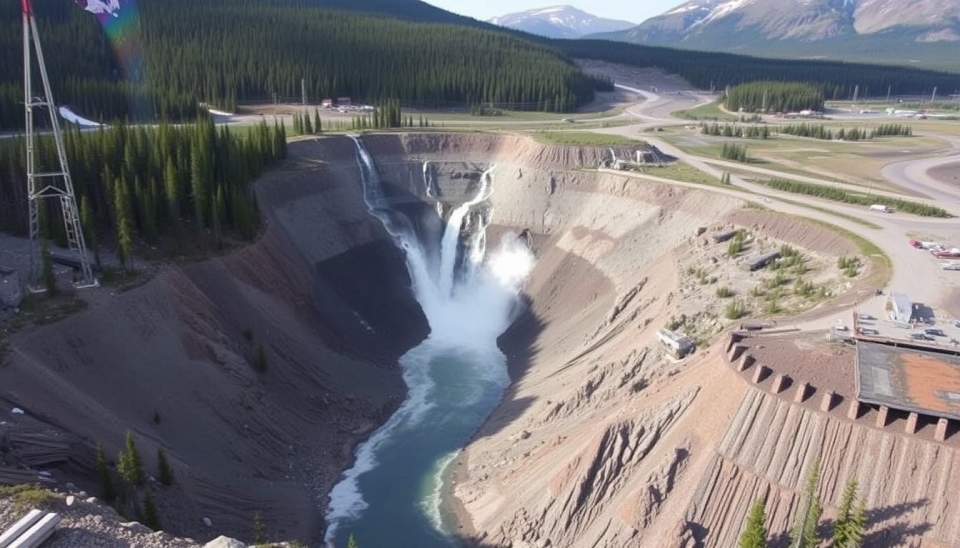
[0,137,427,544]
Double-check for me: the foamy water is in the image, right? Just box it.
[324,137,533,546]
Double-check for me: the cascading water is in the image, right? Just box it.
[324,137,534,547]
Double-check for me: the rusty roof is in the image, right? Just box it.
[857,341,960,421]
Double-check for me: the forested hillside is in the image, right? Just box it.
[557,40,960,100]
[0,120,285,258]
[724,82,824,112]
[0,0,596,129]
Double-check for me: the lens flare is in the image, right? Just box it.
[73,0,149,119]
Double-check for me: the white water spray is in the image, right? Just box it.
[324,137,534,544]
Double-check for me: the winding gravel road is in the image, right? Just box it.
[595,81,960,327]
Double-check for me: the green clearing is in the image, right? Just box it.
[804,218,891,288]
[632,161,722,185]
[530,131,645,147]
[674,101,736,121]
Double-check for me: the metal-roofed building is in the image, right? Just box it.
[856,341,960,421]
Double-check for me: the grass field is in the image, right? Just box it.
[530,131,645,147]
[632,161,722,185]
[673,101,737,121]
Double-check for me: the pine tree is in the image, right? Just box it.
[117,432,144,487]
[833,479,857,546]
[846,497,868,547]
[96,443,116,502]
[142,490,161,530]
[790,458,822,548]
[347,533,359,548]
[253,511,265,544]
[157,447,174,486]
[739,499,768,548]
[113,183,135,269]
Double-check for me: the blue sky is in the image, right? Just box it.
[422,0,688,24]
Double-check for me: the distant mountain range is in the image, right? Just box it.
[489,5,634,39]
[595,0,960,69]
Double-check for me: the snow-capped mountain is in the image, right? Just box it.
[601,0,960,63]
[489,5,635,39]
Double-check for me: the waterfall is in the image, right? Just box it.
[324,136,534,546]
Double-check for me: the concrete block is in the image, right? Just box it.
[793,382,810,403]
[751,364,768,384]
[905,412,919,434]
[738,354,756,372]
[876,405,890,428]
[7,513,60,548]
[725,334,736,353]
[820,390,835,412]
[935,418,949,442]
[0,509,44,548]
[772,374,790,394]
[847,400,861,420]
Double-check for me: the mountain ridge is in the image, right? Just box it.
[598,0,960,69]
[489,5,634,39]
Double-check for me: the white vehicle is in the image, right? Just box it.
[941,262,960,271]
[869,204,892,213]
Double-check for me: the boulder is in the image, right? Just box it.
[203,536,247,548]
[202,517,213,527]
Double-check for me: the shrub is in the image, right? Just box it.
[716,286,734,298]
[0,484,58,512]
[725,299,747,320]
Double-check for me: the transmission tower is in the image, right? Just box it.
[22,0,96,288]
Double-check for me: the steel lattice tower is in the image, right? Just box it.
[22,0,96,288]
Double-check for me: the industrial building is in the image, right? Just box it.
[856,341,960,422]
[886,292,913,324]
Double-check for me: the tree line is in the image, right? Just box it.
[725,82,825,113]
[761,178,951,218]
[701,123,771,139]
[0,0,602,130]
[0,119,286,261]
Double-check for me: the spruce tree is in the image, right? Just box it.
[739,498,767,548]
[790,458,822,548]
[157,447,174,486]
[833,479,858,546]
[113,183,135,269]
[118,432,145,487]
[253,511,265,544]
[142,490,161,530]
[347,533,359,548]
[96,443,116,502]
